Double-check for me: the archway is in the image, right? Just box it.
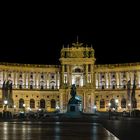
[100,99,105,108]
[30,99,35,108]
[132,98,137,108]
[40,99,45,108]
[110,99,115,109]
[121,98,126,108]
[51,99,56,108]
[19,98,24,108]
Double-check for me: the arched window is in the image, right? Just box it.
[100,99,105,108]
[110,99,115,108]
[51,99,56,108]
[19,80,23,89]
[30,80,33,89]
[30,99,35,108]
[122,80,127,89]
[40,99,45,108]
[101,81,105,89]
[40,81,44,90]
[121,98,126,108]
[75,68,81,73]
[112,81,116,89]
[50,81,55,89]
[132,98,137,108]
[19,98,24,108]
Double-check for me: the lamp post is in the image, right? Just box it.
[4,100,8,111]
[108,103,111,119]
[13,105,16,118]
[3,100,8,119]
[128,103,131,117]
[115,99,119,111]
[93,105,97,114]
[23,104,26,111]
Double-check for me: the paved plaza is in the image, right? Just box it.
[0,121,118,140]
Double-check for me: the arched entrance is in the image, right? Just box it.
[51,99,56,108]
[30,99,35,108]
[110,99,115,109]
[40,99,45,108]
[19,98,24,108]
[121,98,126,108]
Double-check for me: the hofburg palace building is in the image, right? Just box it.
[0,40,140,113]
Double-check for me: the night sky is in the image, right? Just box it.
[1,4,140,65]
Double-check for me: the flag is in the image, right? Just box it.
[127,80,131,100]
[131,74,136,100]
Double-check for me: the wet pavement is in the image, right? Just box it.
[101,119,140,140]
[0,121,119,140]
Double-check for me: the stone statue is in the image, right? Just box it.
[70,84,76,97]
[2,80,13,108]
[68,84,79,104]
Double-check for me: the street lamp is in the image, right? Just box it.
[4,100,8,111]
[23,104,26,107]
[93,105,97,114]
[13,105,16,118]
[23,104,26,113]
[128,103,131,117]
[108,103,111,119]
[115,99,119,111]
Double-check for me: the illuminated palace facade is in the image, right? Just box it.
[0,41,140,113]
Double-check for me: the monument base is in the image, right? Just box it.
[64,104,82,118]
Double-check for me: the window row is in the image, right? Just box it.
[19,99,57,109]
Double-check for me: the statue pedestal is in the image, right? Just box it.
[67,104,79,112]
[64,84,82,118]
[65,104,82,118]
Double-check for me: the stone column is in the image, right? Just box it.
[56,72,58,89]
[46,73,49,89]
[137,71,140,88]
[85,64,88,84]
[108,72,111,89]
[98,73,100,89]
[34,72,38,89]
[91,91,94,113]
[35,72,37,89]
[3,70,5,82]
[33,72,35,89]
[13,71,16,89]
[67,65,69,87]
[126,71,130,82]
[23,72,26,89]
[119,72,122,88]
[61,65,65,88]
[60,92,63,113]
[136,71,139,87]
[83,92,86,112]
[95,72,98,89]
[0,71,3,87]
[25,72,28,89]
[105,72,108,88]
[4,70,8,81]
[28,72,30,89]
[15,71,18,88]
[130,71,133,86]
[116,72,119,88]
[58,72,60,89]
[91,64,94,85]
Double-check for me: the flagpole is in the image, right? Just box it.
[130,89,132,117]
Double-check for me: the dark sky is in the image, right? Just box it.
[1,4,140,65]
